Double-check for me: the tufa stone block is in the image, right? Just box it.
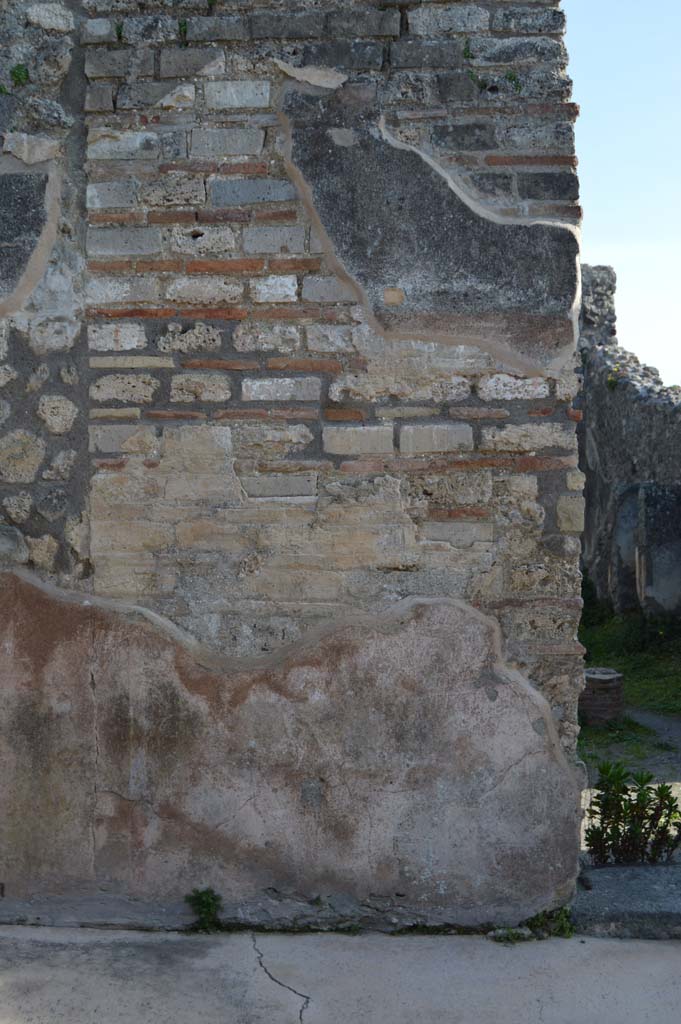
[400,423,474,455]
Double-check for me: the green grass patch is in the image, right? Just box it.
[579,583,681,716]
[578,717,675,773]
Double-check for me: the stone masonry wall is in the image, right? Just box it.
[579,266,681,615]
[0,2,584,927]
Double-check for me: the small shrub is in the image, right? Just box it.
[586,761,681,866]
[524,906,574,939]
[505,70,522,94]
[10,64,29,88]
[489,927,533,945]
[185,887,224,932]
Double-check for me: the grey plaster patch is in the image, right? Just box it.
[281,86,579,368]
[0,173,48,298]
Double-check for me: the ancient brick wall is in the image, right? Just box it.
[579,266,681,616]
[0,2,584,927]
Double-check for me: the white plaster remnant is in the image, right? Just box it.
[29,318,79,355]
[156,84,195,111]
[26,3,74,33]
[274,59,347,91]
[3,133,60,165]
[328,128,358,148]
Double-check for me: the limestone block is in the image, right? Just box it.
[26,535,58,571]
[567,470,585,492]
[27,3,74,33]
[42,449,77,480]
[557,495,585,534]
[301,277,356,303]
[165,277,243,305]
[85,276,162,307]
[37,395,78,435]
[29,319,79,355]
[160,48,226,78]
[0,430,46,482]
[166,224,237,255]
[209,178,296,206]
[27,3,75,33]
[233,323,302,353]
[88,323,147,352]
[87,129,160,161]
[81,18,116,44]
[0,576,581,926]
[85,50,155,80]
[243,227,306,255]
[323,425,394,456]
[157,323,221,354]
[89,425,159,455]
[86,227,162,258]
[0,365,18,388]
[231,423,313,457]
[481,423,576,453]
[0,525,28,564]
[306,325,354,353]
[205,81,271,110]
[251,276,298,304]
[186,17,249,43]
[191,129,264,159]
[408,4,490,35]
[140,174,206,208]
[240,473,318,499]
[242,377,320,402]
[478,375,551,401]
[90,375,159,405]
[3,133,60,164]
[400,423,474,455]
[2,492,31,523]
[86,182,138,210]
[422,521,494,547]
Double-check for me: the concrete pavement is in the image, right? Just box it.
[0,926,679,1024]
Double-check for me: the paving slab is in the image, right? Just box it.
[0,927,679,1024]
[572,862,681,938]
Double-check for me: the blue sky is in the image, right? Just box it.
[564,0,681,384]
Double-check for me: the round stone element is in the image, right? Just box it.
[37,394,79,435]
[580,668,625,727]
[0,429,46,482]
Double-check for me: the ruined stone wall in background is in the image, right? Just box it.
[579,266,681,616]
[1,2,584,928]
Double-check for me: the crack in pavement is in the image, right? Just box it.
[251,933,311,1023]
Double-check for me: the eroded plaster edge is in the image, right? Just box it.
[2,562,577,776]
[0,160,63,318]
